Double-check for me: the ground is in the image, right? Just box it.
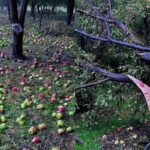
[0,11,150,150]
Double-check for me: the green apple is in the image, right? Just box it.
[52,112,56,117]
[63,102,68,107]
[0,100,3,105]
[1,115,7,123]
[21,103,26,109]
[66,126,73,132]
[39,87,45,91]
[57,128,64,134]
[57,120,64,127]
[20,114,26,119]
[0,123,7,130]
[16,117,22,123]
[56,113,63,119]
[0,105,4,112]
[19,120,25,126]
[68,111,75,116]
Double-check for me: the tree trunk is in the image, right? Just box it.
[145,11,150,45]
[12,31,24,59]
[8,0,29,60]
[67,0,75,25]
[30,0,36,19]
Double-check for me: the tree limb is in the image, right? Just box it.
[75,29,150,52]
[75,78,110,90]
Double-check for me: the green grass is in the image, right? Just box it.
[74,115,141,150]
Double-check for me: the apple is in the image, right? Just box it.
[39,87,45,91]
[0,105,4,112]
[68,111,75,116]
[21,103,26,109]
[12,86,18,92]
[32,136,40,144]
[0,123,7,130]
[57,106,65,113]
[38,93,45,99]
[52,112,56,117]
[51,146,60,150]
[0,100,3,105]
[19,120,25,126]
[66,126,73,132]
[63,102,68,107]
[56,113,63,119]
[57,120,64,127]
[20,114,26,119]
[16,117,22,123]
[1,115,7,123]
[38,123,46,130]
[57,128,64,134]
[37,104,45,110]
[28,126,37,134]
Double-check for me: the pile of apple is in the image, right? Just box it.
[52,105,74,134]
[0,84,7,130]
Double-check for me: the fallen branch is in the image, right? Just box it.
[75,78,110,90]
[75,29,150,52]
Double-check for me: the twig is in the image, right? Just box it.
[75,78,110,90]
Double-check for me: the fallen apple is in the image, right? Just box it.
[38,123,46,130]
[66,126,73,132]
[32,136,40,144]
[68,111,75,116]
[57,120,64,127]
[52,112,56,117]
[56,113,63,119]
[19,120,25,126]
[57,106,65,113]
[0,123,7,130]
[57,128,64,134]
[37,104,45,110]
[1,115,7,123]
[28,126,37,134]
[51,146,60,150]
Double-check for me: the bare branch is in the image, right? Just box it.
[75,29,150,52]
[75,78,110,90]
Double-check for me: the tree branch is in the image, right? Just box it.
[75,78,110,90]
[75,29,150,52]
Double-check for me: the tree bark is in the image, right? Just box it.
[8,0,29,59]
[67,0,75,25]
[30,0,37,19]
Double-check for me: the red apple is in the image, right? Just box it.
[32,136,40,144]
[57,106,65,113]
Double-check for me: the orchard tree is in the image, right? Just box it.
[8,0,29,60]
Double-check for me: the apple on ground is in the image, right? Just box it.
[66,126,73,132]
[52,112,56,117]
[57,120,64,127]
[56,113,63,119]
[32,136,40,144]
[1,115,7,122]
[37,104,45,110]
[28,126,37,134]
[38,123,46,130]
[0,123,7,130]
[57,128,64,134]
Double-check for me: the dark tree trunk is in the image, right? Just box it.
[144,11,150,45]
[12,31,24,59]
[30,0,37,19]
[8,0,29,60]
[67,0,75,25]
